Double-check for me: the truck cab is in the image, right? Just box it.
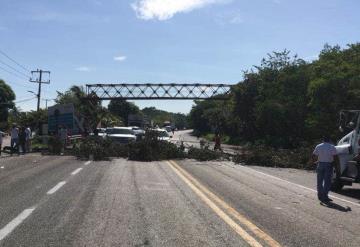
[332,110,360,191]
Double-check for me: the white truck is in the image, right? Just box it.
[332,110,360,191]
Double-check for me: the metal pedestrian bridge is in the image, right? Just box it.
[85,83,232,100]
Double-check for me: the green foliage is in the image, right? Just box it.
[128,130,185,161]
[108,100,141,124]
[0,79,15,129]
[233,144,314,170]
[74,136,129,160]
[187,147,224,161]
[56,85,122,129]
[48,136,63,155]
[141,107,188,129]
[8,108,48,130]
[74,131,184,161]
[189,43,360,148]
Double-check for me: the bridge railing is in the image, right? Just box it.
[85,83,232,100]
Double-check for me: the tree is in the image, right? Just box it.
[55,85,106,129]
[0,79,15,129]
[108,100,141,125]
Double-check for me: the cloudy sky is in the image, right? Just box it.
[0,0,359,113]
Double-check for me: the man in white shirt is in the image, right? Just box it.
[10,124,19,154]
[25,126,32,153]
[312,136,339,203]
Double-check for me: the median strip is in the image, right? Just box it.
[0,207,36,242]
[47,181,66,195]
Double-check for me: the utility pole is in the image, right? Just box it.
[30,69,50,111]
[42,98,52,109]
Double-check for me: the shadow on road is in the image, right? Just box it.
[320,201,352,212]
[336,188,360,201]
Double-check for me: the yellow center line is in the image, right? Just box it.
[168,160,282,247]
[166,161,262,247]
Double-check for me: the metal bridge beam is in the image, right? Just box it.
[85,83,232,100]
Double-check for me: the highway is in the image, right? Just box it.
[1,135,360,246]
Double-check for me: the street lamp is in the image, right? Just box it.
[27,90,38,97]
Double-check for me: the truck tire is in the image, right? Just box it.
[330,166,344,192]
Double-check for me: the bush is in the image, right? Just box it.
[75,131,185,161]
[128,130,185,161]
[48,136,63,155]
[233,144,314,169]
[187,147,224,161]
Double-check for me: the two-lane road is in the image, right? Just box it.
[1,154,360,246]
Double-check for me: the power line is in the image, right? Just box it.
[0,65,29,80]
[30,69,51,111]
[0,58,30,78]
[0,49,30,73]
[6,80,37,90]
[14,97,37,104]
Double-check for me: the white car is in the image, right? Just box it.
[105,127,136,144]
[129,126,145,136]
[152,128,171,142]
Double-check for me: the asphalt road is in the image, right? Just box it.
[1,153,360,246]
[172,130,242,154]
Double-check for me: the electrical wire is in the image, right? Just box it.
[5,80,37,90]
[0,49,30,73]
[0,65,29,81]
[0,58,30,78]
[14,97,37,104]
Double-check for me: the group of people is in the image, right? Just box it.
[9,124,32,155]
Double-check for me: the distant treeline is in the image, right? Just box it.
[189,43,360,148]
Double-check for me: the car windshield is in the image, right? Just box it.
[106,128,133,135]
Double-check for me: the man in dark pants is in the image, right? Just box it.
[312,136,339,203]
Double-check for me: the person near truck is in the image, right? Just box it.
[312,136,339,203]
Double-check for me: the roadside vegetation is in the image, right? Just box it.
[189,43,360,168]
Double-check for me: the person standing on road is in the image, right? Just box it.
[18,127,26,154]
[0,130,4,155]
[10,124,19,154]
[214,133,222,151]
[312,136,339,203]
[25,126,32,153]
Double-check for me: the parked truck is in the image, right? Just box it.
[332,110,360,191]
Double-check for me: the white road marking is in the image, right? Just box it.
[71,168,83,175]
[0,207,36,241]
[0,166,4,169]
[238,165,360,207]
[47,181,66,195]
[84,161,91,166]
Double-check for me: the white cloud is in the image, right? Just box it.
[75,66,91,72]
[114,55,127,62]
[132,0,229,20]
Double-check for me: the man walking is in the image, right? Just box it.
[312,136,339,203]
[25,126,32,153]
[10,124,19,154]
